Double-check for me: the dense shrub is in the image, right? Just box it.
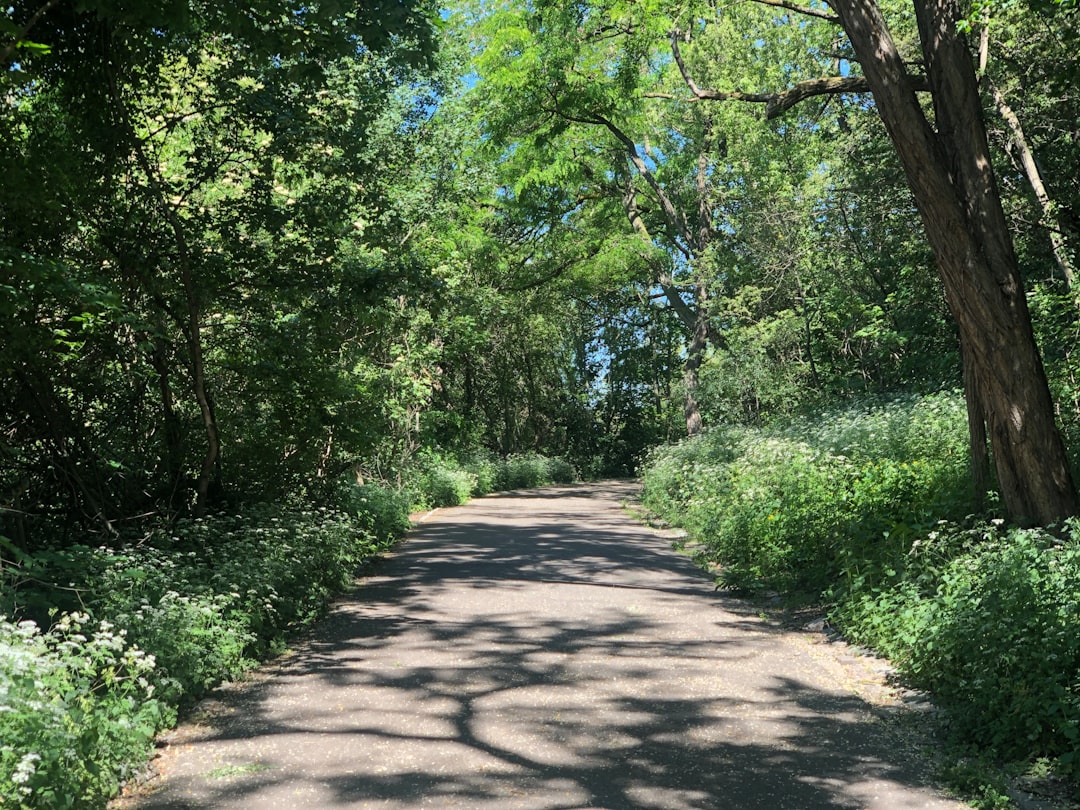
[419,465,478,508]
[403,451,576,507]
[462,453,499,496]
[837,524,1080,771]
[0,613,162,809]
[640,392,971,591]
[402,450,478,508]
[336,480,412,542]
[543,456,577,485]
[495,453,576,490]
[0,506,396,807]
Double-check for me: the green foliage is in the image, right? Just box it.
[836,524,1080,773]
[5,0,1080,796]
[4,508,392,705]
[641,391,972,592]
[0,0,448,536]
[336,481,413,544]
[0,613,162,809]
[1029,282,1080,457]
[413,453,479,509]
[643,388,1080,772]
[401,451,577,509]
[495,453,577,490]
[938,755,1015,810]
[461,453,499,496]
[0,501,403,807]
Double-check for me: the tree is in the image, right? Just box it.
[1,1,442,535]
[640,0,1077,524]
[829,0,1076,524]
[973,5,1080,291]
[462,0,791,436]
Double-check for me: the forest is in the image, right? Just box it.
[2,0,1079,806]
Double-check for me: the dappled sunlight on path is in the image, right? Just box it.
[128,482,963,809]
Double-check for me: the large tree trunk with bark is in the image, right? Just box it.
[829,0,1077,525]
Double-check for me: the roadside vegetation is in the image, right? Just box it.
[0,452,574,807]
[641,392,1080,804]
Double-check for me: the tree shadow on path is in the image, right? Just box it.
[133,482,960,810]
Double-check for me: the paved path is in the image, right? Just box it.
[128,482,965,809]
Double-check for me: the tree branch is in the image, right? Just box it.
[751,0,840,22]
[647,74,931,119]
[620,172,699,331]
[762,75,928,117]
[660,28,929,118]
[0,0,59,67]
[592,111,699,253]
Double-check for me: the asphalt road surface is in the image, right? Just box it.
[126,481,966,809]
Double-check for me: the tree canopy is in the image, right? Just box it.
[3,0,1080,538]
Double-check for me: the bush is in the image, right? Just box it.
[639,392,972,592]
[544,456,577,484]
[495,453,576,490]
[0,504,397,807]
[403,451,479,509]
[7,508,387,707]
[462,454,498,496]
[336,480,412,543]
[419,465,477,508]
[496,454,542,489]
[836,524,1080,771]
[0,613,163,809]
[405,451,575,506]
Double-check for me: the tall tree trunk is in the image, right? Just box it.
[683,305,709,436]
[463,355,477,435]
[830,0,1077,524]
[183,277,220,517]
[682,115,716,437]
[961,339,991,510]
[148,333,186,512]
[616,111,716,439]
[794,273,822,389]
[620,172,709,435]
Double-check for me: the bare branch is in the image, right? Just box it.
[764,75,923,117]
[652,56,930,118]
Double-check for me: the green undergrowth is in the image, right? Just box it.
[0,451,575,808]
[1,506,392,808]
[405,450,577,510]
[641,390,1080,791]
[641,391,972,592]
[837,524,1080,788]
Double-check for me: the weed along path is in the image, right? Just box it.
[126,482,964,810]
